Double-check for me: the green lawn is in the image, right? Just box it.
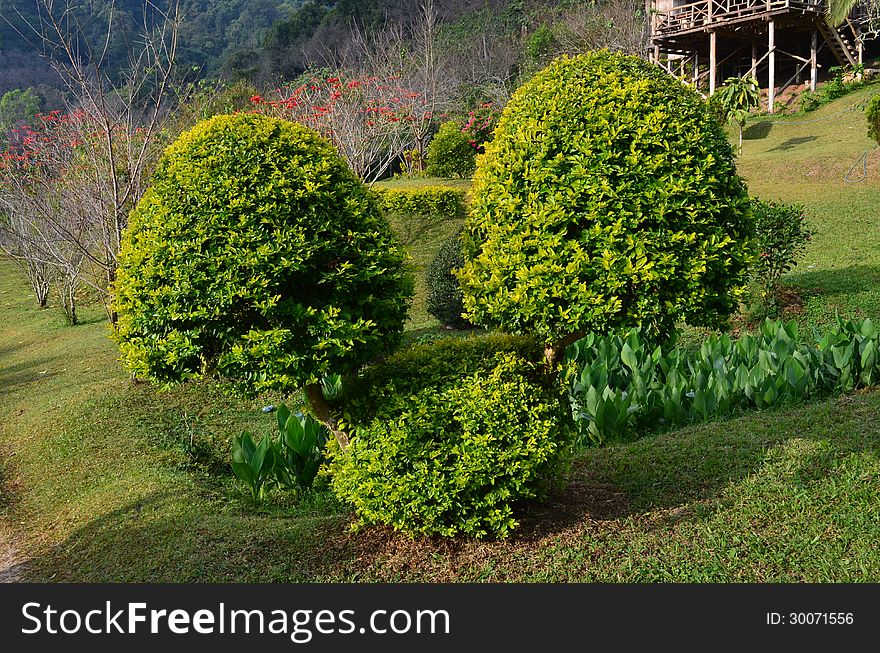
[2,86,880,582]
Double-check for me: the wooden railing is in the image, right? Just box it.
[653,0,824,34]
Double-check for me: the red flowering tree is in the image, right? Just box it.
[253,72,430,183]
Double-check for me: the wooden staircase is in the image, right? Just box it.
[818,19,859,66]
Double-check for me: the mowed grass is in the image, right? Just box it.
[2,86,880,581]
[737,82,880,327]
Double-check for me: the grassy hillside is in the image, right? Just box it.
[2,85,880,582]
[737,83,880,326]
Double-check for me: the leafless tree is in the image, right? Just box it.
[2,0,182,322]
[553,0,650,57]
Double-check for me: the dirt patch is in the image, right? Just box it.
[0,522,26,583]
[320,463,632,581]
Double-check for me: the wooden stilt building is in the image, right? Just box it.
[648,0,878,111]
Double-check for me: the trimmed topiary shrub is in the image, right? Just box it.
[113,113,412,447]
[867,92,880,146]
[371,185,467,222]
[427,230,472,329]
[331,352,571,538]
[458,51,754,367]
[426,121,477,178]
[335,332,539,427]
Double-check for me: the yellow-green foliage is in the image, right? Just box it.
[331,352,571,538]
[459,51,754,345]
[114,113,412,394]
[425,121,477,178]
[371,184,467,221]
[867,93,880,146]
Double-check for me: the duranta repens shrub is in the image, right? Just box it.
[458,51,754,354]
[334,332,540,427]
[426,121,477,178]
[114,113,412,394]
[371,185,467,222]
[867,92,880,145]
[331,353,572,538]
[427,230,473,330]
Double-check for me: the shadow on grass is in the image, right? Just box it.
[768,135,819,151]
[786,264,880,296]
[0,357,60,394]
[17,391,880,581]
[743,121,773,140]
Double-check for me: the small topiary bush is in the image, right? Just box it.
[114,113,412,419]
[867,92,880,145]
[335,332,539,427]
[427,230,472,329]
[425,121,477,178]
[331,353,571,538]
[458,51,754,365]
[370,185,467,222]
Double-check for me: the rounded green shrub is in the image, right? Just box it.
[867,92,880,146]
[427,230,472,330]
[331,353,571,538]
[425,121,476,178]
[114,113,412,394]
[458,51,753,353]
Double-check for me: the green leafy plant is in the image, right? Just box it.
[800,64,866,113]
[331,353,572,539]
[749,198,814,315]
[113,113,413,449]
[273,404,328,491]
[565,317,880,444]
[427,230,473,330]
[867,92,880,146]
[714,76,760,154]
[458,51,754,371]
[231,432,275,503]
[231,403,330,501]
[334,332,540,428]
[426,121,477,178]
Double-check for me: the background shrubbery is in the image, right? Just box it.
[426,230,472,330]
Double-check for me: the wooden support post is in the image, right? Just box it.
[810,29,818,91]
[768,20,776,114]
[709,31,717,95]
[680,57,685,77]
[751,41,758,78]
[654,44,661,65]
[693,52,700,84]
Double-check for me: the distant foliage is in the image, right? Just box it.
[427,230,473,330]
[459,51,754,355]
[566,317,880,444]
[867,92,880,145]
[114,113,412,395]
[331,353,571,538]
[426,121,477,178]
[800,64,866,113]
